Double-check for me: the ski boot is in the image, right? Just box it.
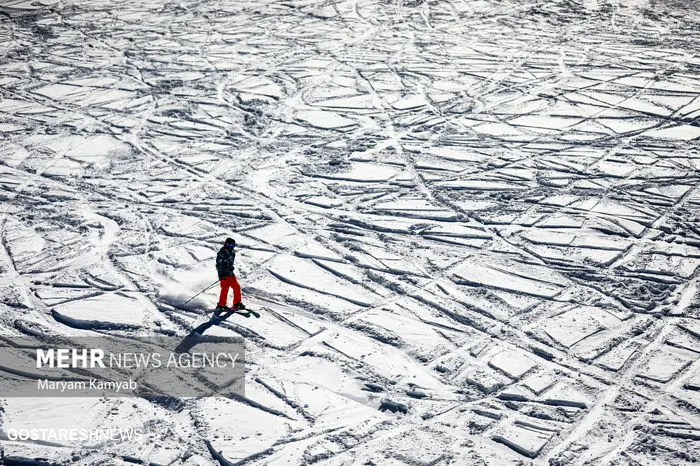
[233,302,246,311]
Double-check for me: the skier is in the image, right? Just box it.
[215,237,246,313]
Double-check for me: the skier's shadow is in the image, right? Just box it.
[176,311,235,353]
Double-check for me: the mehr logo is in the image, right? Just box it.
[35,348,240,369]
[36,349,106,368]
[0,336,245,397]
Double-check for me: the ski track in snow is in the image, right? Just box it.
[0,0,699,464]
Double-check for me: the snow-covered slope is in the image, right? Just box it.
[1,0,699,464]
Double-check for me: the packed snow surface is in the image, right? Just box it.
[1,0,699,464]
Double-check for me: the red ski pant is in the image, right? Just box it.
[218,275,242,307]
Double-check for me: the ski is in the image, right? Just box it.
[209,306,260,319]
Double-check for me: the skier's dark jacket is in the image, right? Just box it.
[216,246,236,279]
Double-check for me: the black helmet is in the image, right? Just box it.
[225,237,236,245]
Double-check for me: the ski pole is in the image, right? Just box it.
[183,280,219,305]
